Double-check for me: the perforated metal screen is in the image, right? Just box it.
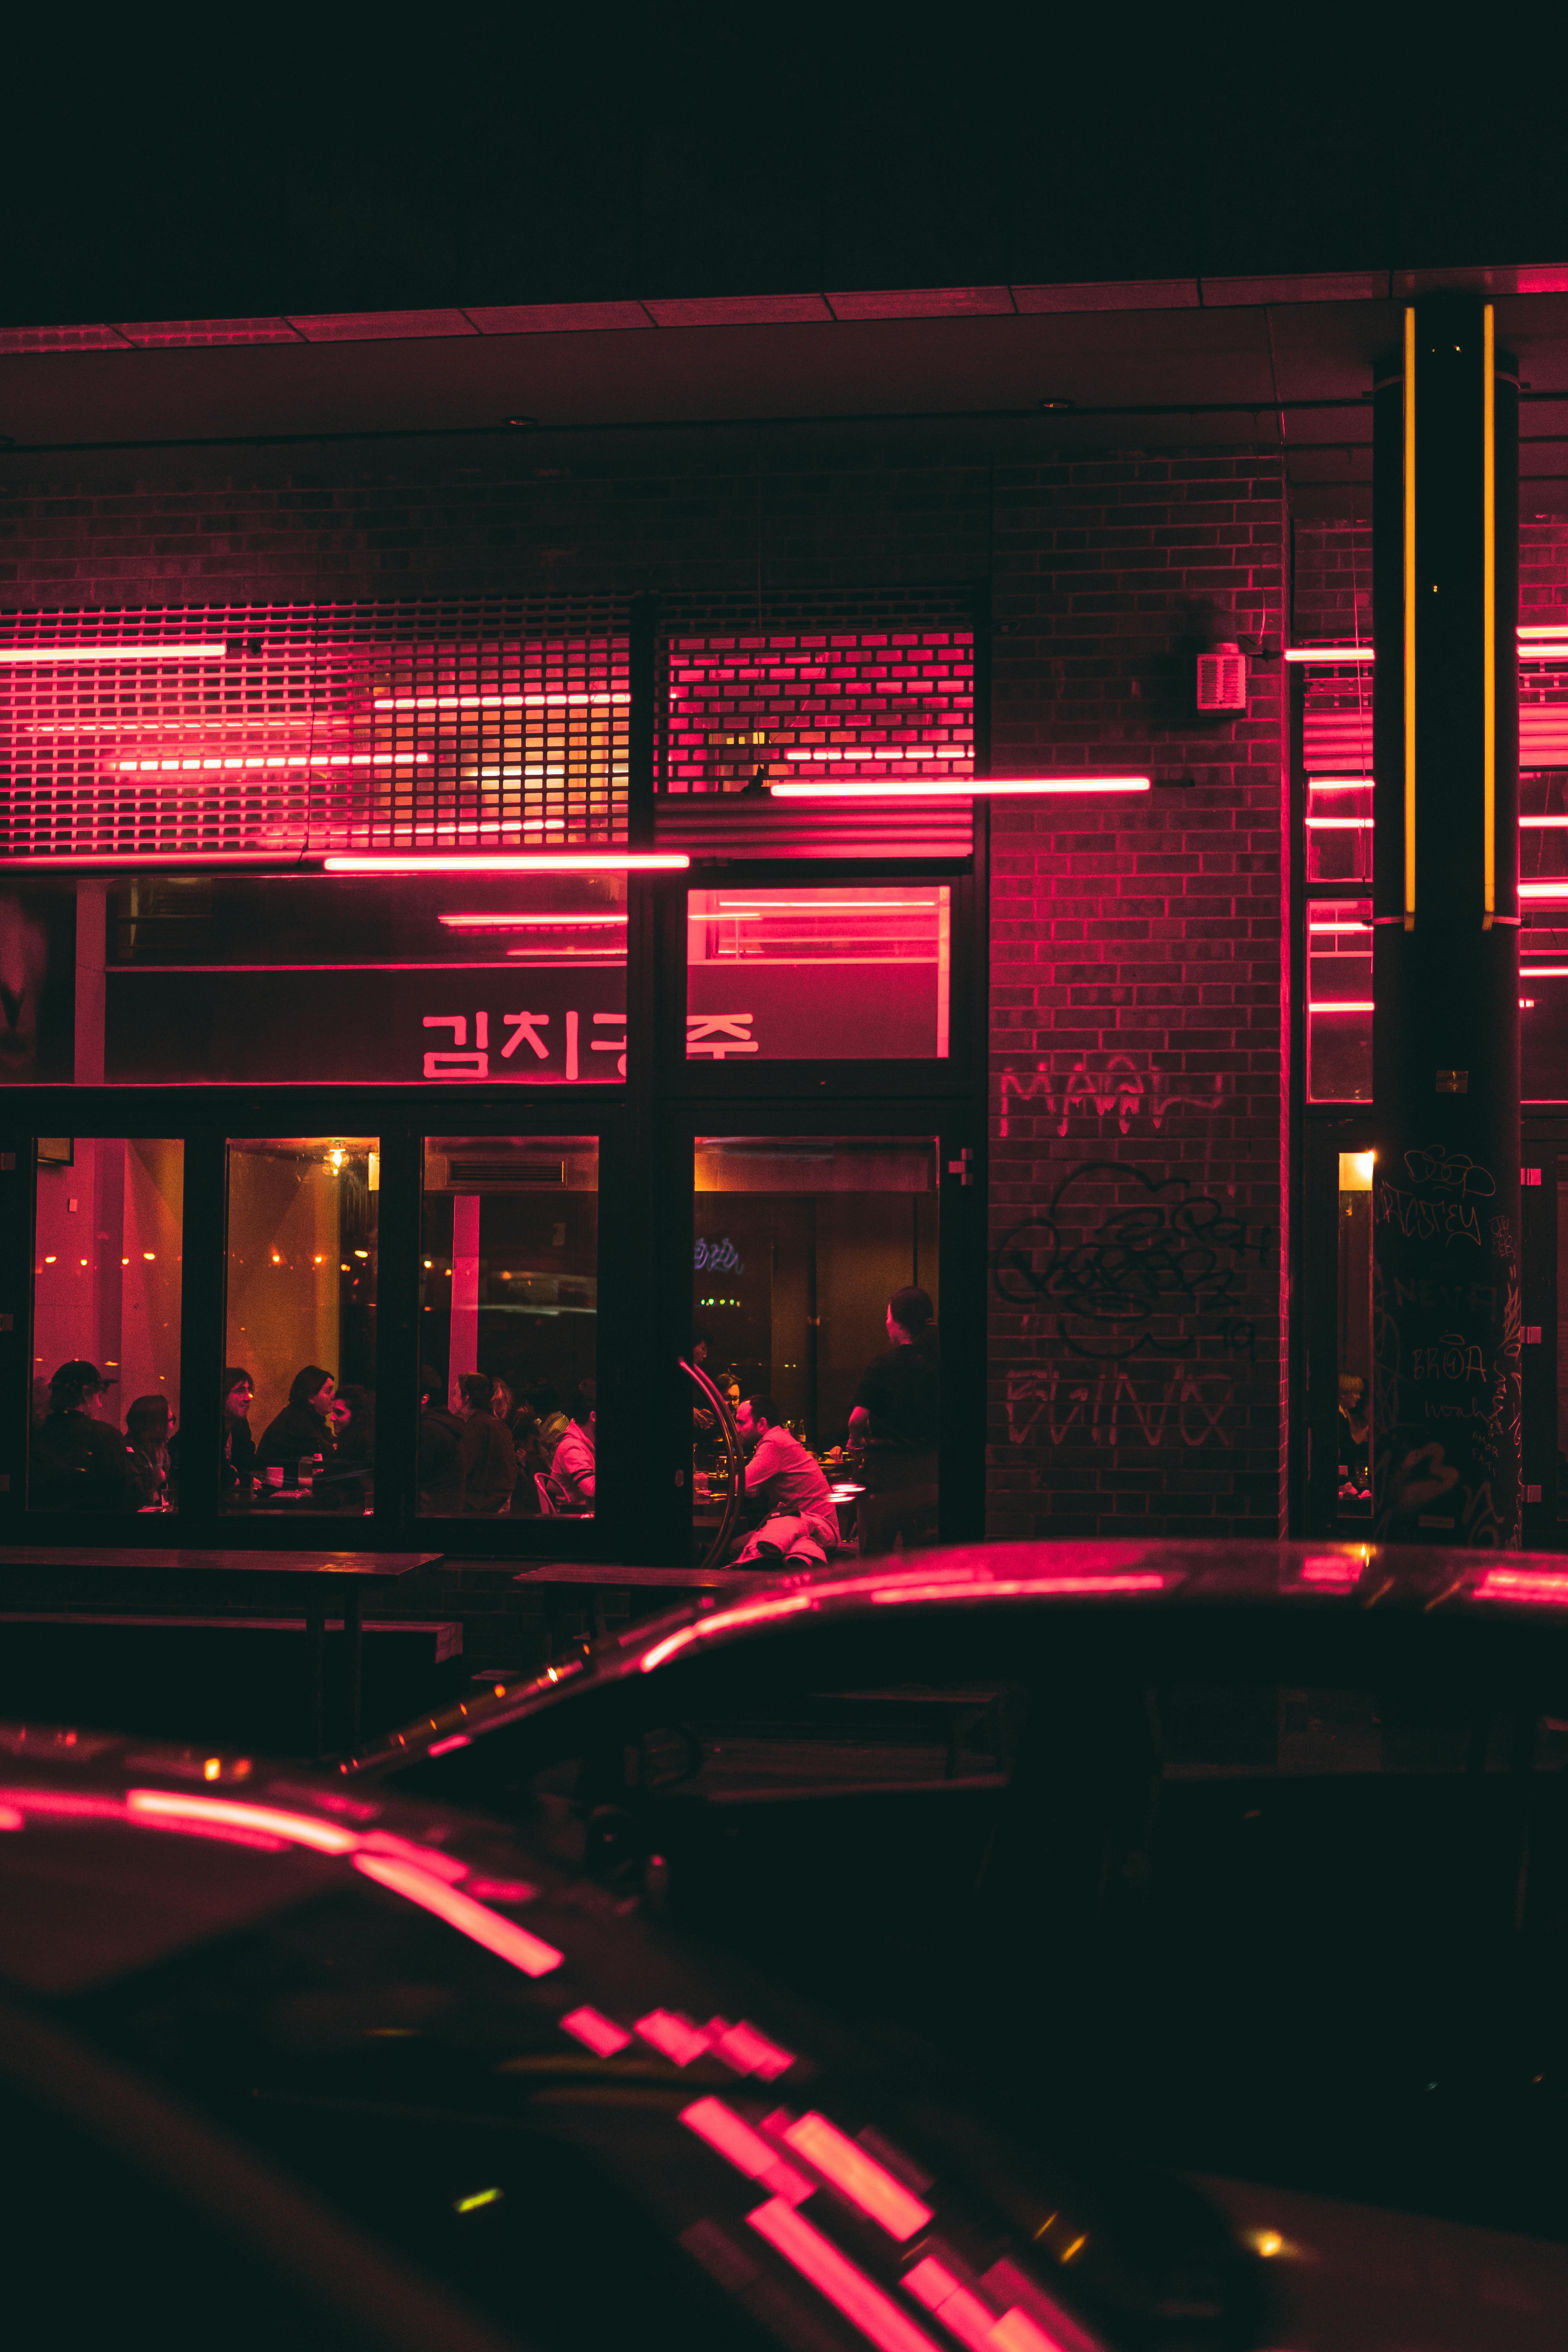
[1302,654,1568,774]
[0,604,628,860]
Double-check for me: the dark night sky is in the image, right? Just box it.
[9,13,1568,327]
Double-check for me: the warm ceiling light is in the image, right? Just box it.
[0,642,227,663]
[323,852,688,873]
[769,777,1151,798]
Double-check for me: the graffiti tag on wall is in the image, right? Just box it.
[997,1055,1226,1139]
[1004,1366,1236,1449]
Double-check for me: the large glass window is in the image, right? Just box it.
[686,887,949,1060]
[30,1139,183,1512]
[419,1138,598,1519]
[1307,898,1372,1101]
[694,1136,938,1558]
[222,1138,379,1514]
[104,873,626,1087]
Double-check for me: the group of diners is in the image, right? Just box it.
[711,1283,940,1566]
[29,1359,181,1513]
[417,1371,596,1517]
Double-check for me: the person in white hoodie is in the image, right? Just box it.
[732,1394,837,1566]
[548,1379,597,1513]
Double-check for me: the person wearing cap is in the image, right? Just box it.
[30,1360,134,1512]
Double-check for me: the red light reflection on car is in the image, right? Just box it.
[904,2257,1001,2352]
[749,2196,943,2352]
[635,2009,713,2065]
[780,2111,933,2240]
[682,2096,814,2203]
[352,1853,563,1976]
[126,1791,360,1853]
[0,1788,126,1822]
[870,1573,1168,1607]
[709,2016,795,2080]
[560,2006,633,2057]
[1474,1567,1568,1605]
[1298,1554,1367,1586]
[426,1732,471,1757]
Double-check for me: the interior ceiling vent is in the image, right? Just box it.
[428,1156,566,1191]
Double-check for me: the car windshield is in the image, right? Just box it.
[383,1593,1568,2245]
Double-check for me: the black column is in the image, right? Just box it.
[1372,294,1521,1546]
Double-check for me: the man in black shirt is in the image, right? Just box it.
[30,1360,133,1512]
[848,1287,939,1555]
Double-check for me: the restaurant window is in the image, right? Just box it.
[29,1139,183,1512]
[1307,898,1372,1101]
[222,1138,379,1514]
[687,886,950,1061]
[103,871,626,1087]
[694,1136,938,1557]
[418,1138,598,1519]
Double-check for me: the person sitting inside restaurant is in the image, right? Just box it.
[548,1379,597,1512]
[30,1359,133,1512]
[255,1365,338,1486]
[221,1367,256,1500]
[418,1365,466,1514]
[124,1393,174,1511]
[455,1372,517,1514]
[732,1393,838,1566]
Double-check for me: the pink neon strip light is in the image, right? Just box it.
[372,691,630,710]
[748,2198,944,2352]
[0,642,227,664]
[904,2258,1000,2352]
[1308,778,1373,790]
[116,753,428,772]
[425,1732,471,1757]
[1309,918,1370,932]
[769,778,1149,799]
[561,2006,633,2056]
[1474,1567,1568,1605]
[1521,882,1568,897]
[352,1853,564,1975]
[681,2098,815,2203]
[1285,646,1375,663]
[126,1790,359,1853]
[782,2112,933,2239]
[709,2018,796,2080]
[635,2009,712,2066]
[324,853,688,874]
[1523,966,1568,976]
[2,851,303,872]
[1308,1002,1375,1013]
[1305,816,1372,829]
[1519,816,1568,828]
[438,914,628,929]
[782,748,969,762]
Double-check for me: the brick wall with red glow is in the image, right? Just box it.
[987,452,1289,1539]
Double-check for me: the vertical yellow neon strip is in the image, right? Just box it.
[1404,306,1417,927]
[1483,302,1496,926]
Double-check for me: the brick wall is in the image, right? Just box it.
[985,451,1289,1539]
[2,429,1298,1549]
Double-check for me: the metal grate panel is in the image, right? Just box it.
[0,603,628,860]
[1303,653,1568,775]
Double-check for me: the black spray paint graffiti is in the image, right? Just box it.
[997,1056,1226,1139]
[992,1161,1274,1362]
[1005,1367,1236,1450]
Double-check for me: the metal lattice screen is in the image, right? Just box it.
[662,628,975,794]
[0,603,628,858]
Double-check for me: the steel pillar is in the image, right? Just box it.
[1371,294,1521,1546]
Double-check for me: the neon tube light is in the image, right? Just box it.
[769,777,1151,799]
[117,753,428,772]
[1308,777,1374,791]
[681,2098,814,2203]
[1519,625,1568,640]
[710,900,937,911]
[438,914,628,929]
[1309,919,1370,932]
[1305,817,1372,829]
[372,691,630,710]
[1284,646,1375,662]
[0,642,228,664]
[352,1852,563,1975]
[1522,966,1568,975]
[0,851,305,872]
[1519,815,1568,827]
[1519,882,1568,898]
[781,2112,933,2239]
[323,853,689,874]
[126,1790,359,1853]
[747,2198,944,2352]
[1308,1002,1375,1013]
